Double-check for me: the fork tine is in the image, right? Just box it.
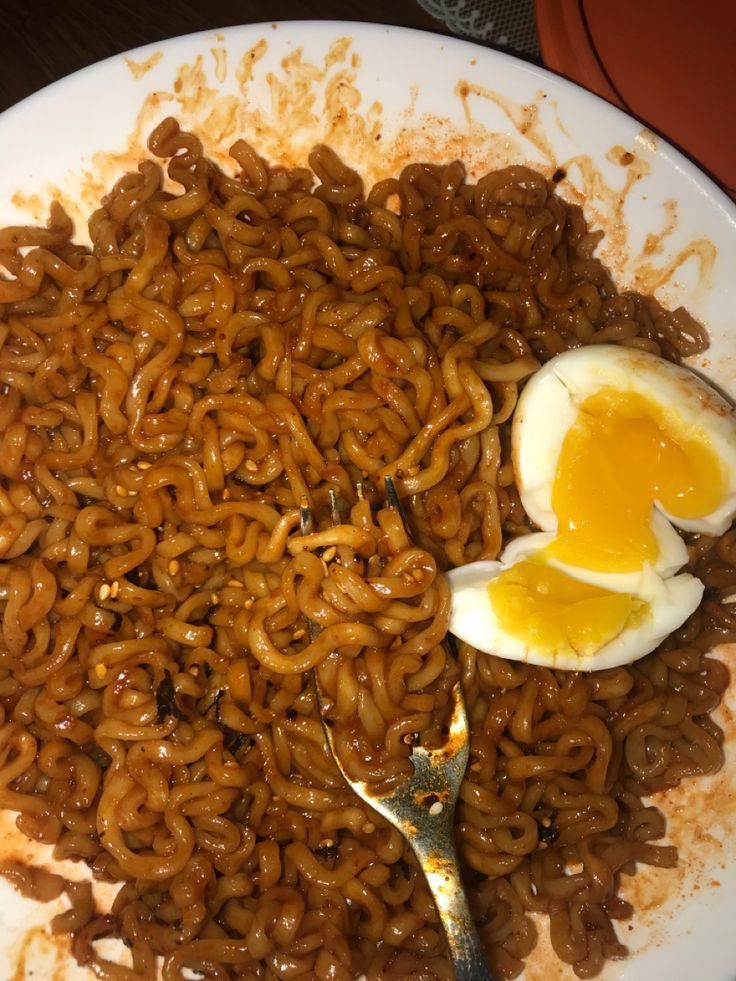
[299,495,314,536]
[298,497,318,642]
[384,473,402,512]
[384,474,413,539]
[328,487,341,525]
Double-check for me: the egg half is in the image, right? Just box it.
[448,345,736,671]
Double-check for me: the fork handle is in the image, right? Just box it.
[412,829,495,981]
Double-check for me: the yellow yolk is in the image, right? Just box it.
[487,560,644,657]
[548,388,725,572]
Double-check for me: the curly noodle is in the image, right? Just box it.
[0,117,729,980]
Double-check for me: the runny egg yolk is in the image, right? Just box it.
[487,560,645,657]
[548,388,724,572]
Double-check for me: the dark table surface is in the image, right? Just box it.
[0,0,447,114]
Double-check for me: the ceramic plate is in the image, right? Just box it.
[0,21,734,981]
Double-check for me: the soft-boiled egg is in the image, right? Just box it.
[448,345,736,671]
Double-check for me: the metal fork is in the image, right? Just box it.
[299,479,494,981]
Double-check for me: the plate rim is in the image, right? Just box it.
[0,18,734,981]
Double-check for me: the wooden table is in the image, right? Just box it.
[0,0,445,114]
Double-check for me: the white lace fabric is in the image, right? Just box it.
[417,0,539,56]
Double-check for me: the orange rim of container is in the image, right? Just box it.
[534,0,736,197]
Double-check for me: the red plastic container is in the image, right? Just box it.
[535,0,736,196]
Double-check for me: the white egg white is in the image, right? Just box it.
[446,559,703,672]
[512,344,736,539]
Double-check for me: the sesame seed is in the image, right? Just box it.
[244,460,258,472]
[362,822,375,834]
[98,583,111,601]
[222,489,231,501]
[429,801,443,817]
[411,569,423,581]
[321,559,330,576]
[168,559,180,576]
[244,597,255,609]
[94,664,107,679]
[322,546,337,563]
[470,762,481,772]
[190,666,200,677]
[227,578,241,588]
[137,460,152,470]
[110,581,120,599]
[318,838,335,849]
[292,629,305,641]
[115,485,128,497]
[210,592,220,605]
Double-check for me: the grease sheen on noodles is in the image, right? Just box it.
[0,116,731,981]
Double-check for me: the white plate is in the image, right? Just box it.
[0,21,735,981]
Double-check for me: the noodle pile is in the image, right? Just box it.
[0,117,732,980]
